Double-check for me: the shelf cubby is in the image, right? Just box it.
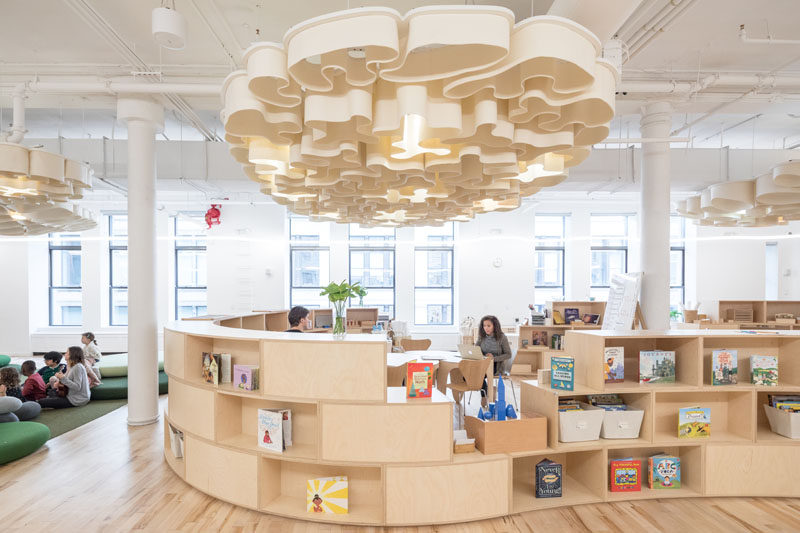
[605,444,703,501]
[163,418,185,478]
[755,389,800,443]
[215,392,319,460]
[512,450,605,513]
[702,336,780,388]
[653,390,754,443]
[259,458,383,525]
[183,334,261,388]
[241,313,267,331]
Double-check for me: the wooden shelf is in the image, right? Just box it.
[512,451,605,513]
[606,485,701,501]
[263,494,383,525]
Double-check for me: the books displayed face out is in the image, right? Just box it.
[257,408,292,453]
[535,459,562,498]
[551,356,574,391]
[532,331,548,346]
[406,362,434,398]
[307,476,349,514]
[639,350,676,384]
[564,308,580,324]
[552,310,566,325]
[202,352,220,385]
[582,313,600,325]
[604,347,624,383]
[678,406,710,438]
[219,353,232,384]
[609,458,641,492]
[712,349,738,386]
[649,454,681,489]
[233,364,259,391]
[751,355,778,386]
[550,333,563,350]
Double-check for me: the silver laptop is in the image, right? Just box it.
[458,344,484,360]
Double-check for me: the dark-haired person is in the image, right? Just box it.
[21,360,47,401]
[285,306,310,333]
[475,315,512,405]
[37,351,67,384]
[38,347,91,409]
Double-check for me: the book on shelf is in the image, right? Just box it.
[648,454,681,489]
[768,394,800,412]
[551,356,574,391]
[558,398,583,411]
[307,476,349,514]
[532,331,548,346]
[678,406,710,438]
[233,364,259,391]
[535,459,562,498]
[639,350,676,384]
[201,352,220,385]
[406,361,434,398]
[168,423,184,458]
[582,313,601,325]
[587,394,627,410]
[257,408,292,452]
[564,308,580,324]
[550,333,563,350]
[219,353,232,384]
[751,355,778,386]
[712,349,738,385]
[552,310,565,325]
[610,458,641,492]
[604,347,624,383]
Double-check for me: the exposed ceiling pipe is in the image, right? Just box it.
[628,0,698,59]
[547,0,646,43]
[0,83,28,143]
[701,114,761,142]
[670,88,758,136]
[739,24,800,46]
[618,74,800,94]
[27,80,221,96]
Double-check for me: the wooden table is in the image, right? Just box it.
[387,350,494,404]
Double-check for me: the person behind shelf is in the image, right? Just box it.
[21,360,47,401]
[475,315,512,405]
[38,346,91,410]
[0,366,42,422]
[38,351,67,385]
[285,306,310,333]
[81,331,103,382]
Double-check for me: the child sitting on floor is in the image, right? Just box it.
[38,351,67,385]
[21,360,47,401]
[0,367,23,400]
[38,347,91,410]
[81,332,103,381]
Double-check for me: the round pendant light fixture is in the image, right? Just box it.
[221,6,617,225]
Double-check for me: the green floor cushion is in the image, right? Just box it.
[90,371,169,400]
[0,354,10,368]
[97,352,164,378]
[0,421,50,464]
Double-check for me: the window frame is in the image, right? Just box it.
[670,215,686,310]
[108,214,128,326]
[348,246,396,319]
[48,234,82,327]
[413,246,454,326]
[534,214,567,305]
[173,214,208,320]
[289,215,331,309]
[590,213,633,295]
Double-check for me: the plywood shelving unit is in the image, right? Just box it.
[515,323,600,376]
[718,300,800,329]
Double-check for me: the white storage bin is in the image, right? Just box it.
[599,409,644,439]
[764,404,800,439]
[558,402,604,443]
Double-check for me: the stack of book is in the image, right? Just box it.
[586,394,627,411]
[558,398,583,412]
[530,312,546,325]
[768,394,800,412]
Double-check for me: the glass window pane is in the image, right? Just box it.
[50,233,81,247]
[354,288,394,318]
[291,249,330,287]
[290,289,331,310]
[533,287,565,309]
[350,250,394,287]
[290,216,330,242]
[110,288,128,325]
[176,288,207,319]
[591,215,629,247]
[111,249,128,287]
[415,288,452,325]
[670,249,684,287]
[590,287,610,302]
[670,287,684,312]
[177,250,207,287]
[534,250,563,286]
[109,215,128,246]
[591,249,626,286]
[51,250,81,287]
[50,288,82,326]
[175,215,207,246]
[414,250,452,287]
[534,215,566,246]
[670,215,685,241]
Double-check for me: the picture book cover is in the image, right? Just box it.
[712,349,738,385]
[604,346,624,383]
[610,459,642,492]
[552,310,565,325]
[751,355,778,386]
[639,350,676,384]
[535,459,562,498]
[582,313,601,325]
[551,356,574,391]
[233,364,259,391]
[201,352,220,385]
[257,408,284,453]
[219,353,232,384]
[564,308,580,324]
[678,406,710,439]
[648,454,681,489]
[406,361,434,398]
[307,476,349,514]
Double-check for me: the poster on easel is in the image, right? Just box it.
[603,272,643,331]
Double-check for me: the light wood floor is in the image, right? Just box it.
[2,397,800,532]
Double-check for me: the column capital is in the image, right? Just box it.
[117,96,164,133]
[639,101,672,129]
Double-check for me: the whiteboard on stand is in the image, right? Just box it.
[602,272,643,331]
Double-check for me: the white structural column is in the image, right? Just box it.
[639,102,672,330]
[117,96,164,426]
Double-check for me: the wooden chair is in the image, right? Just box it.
[399,338,432,351]
[387,363,407,387]
[446,357,493,429]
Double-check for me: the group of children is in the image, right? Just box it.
[0,333,103,417]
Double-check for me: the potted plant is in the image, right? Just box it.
[320,280,360,338]
[353,284,368,307]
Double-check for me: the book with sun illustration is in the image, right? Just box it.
[307,476,349,514]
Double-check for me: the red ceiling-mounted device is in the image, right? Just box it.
[205,204,221,229]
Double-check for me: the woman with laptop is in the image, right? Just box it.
[476,315,512,405]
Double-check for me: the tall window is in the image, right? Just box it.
[49,233,82,326]
[349,225,395,317]
[670,216,686,312]
[174,215,208,319]
[534,215,567,309]
[108,214,128,325]
[414,224,454,325]
[290,215,331,309]
[590,214,633,301]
